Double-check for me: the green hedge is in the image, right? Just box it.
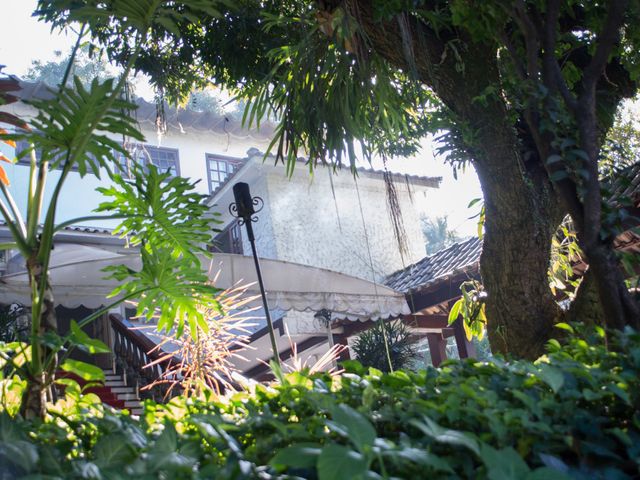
[1,327,639,479]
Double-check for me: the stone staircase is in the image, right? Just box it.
[58,369,143,415]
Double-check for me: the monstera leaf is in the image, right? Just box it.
[105,246,221,337]
[97,164,218,264]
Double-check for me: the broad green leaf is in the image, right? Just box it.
[0,441,39,475]
[105,246,221,337]
[60,359,105,382]
[480,445,530,480]
[448,299,463,325]
[269,443,322,469]
[537,364,564,394]
[608,384,631,405]
[69,320,110,354]
[554,323,574,333]
[387,447,454,473]
[24,77,143,177]
[410,416,480,456]
[328,404,376,451]
[317,444,368,480]
[96,164,217,264]
[94,433,137,468]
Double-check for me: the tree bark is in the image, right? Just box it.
[355,7,564,357]
[351,2,640,357]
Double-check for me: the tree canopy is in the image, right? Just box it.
[421,215,463,255]
[24,46,113,87]
[37,0,640,357]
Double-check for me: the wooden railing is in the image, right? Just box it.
[109,314,180,401]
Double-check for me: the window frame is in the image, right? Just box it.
[205,153,243,194]
[14,139,80,172]
[118,144,181,179]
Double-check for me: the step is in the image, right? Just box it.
[124,400,141,408]
[108,386,136,394]
[105,380,126,388]
[103,399,126,409]
[116,393,140,401]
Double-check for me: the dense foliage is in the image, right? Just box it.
[1,327,638,479]
[352,319,419,372]
[0,1,229,418]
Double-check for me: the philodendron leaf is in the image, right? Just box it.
[96,164,218,265]
[317,444,368,480]
[410,416,480,456]
[327,404,376,452]
[61,359,105,382]
[25,77,143,177]
[269,443,322,470]
[105,246,221,337]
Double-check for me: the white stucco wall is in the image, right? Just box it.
[265,166,433,282]
[210,155,438,282]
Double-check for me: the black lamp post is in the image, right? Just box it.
[229,182,280,367]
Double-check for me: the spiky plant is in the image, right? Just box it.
[352,320,419,372]
[143,276,258,399]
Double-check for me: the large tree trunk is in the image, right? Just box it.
[472,134,562,357]
[356,8,565,357]
[353,3,637,358]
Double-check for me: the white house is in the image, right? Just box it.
[0,79,442,384]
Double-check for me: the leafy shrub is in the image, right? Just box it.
[1,327,639,479]
[352,319,419,372]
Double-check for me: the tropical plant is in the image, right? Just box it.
[421,215,462,255]
[0,305,26,343]
[548,218,583,300]
[448,280,487,342]
[0,1,228,418]
[352,320,419,373]
[79,0,640,359]
[144,278,258,399]
[0,326,639,478]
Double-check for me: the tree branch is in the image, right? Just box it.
[542,0,578,112]
[512,0,541,80]
[582,0,628,93]
[500,31,527,81]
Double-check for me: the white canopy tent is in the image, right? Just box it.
[0,244,409,321]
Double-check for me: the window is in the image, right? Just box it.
[206,154,242,193]
[118,144,180,178]
[14,139,80,171]
[209,221,243,254]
